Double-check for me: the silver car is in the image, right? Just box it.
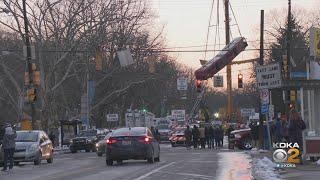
[0,130,54,165]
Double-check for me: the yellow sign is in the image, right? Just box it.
[315,28,320,58]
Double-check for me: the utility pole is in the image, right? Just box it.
[224,0,232,121]
[23,0,36,129]
[259,10,265,149]
[286,0,292,118]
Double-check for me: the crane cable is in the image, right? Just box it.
[204,0,215,60]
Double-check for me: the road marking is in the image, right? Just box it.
[133,162,176,180]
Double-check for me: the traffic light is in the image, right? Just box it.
[238,74,243,88]
[27,88,37,102]
[282,55,288,79]
[195,80,202,92]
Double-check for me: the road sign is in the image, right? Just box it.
[261,104,269,115]
[171,110,185,121]
[177,77,188,91]
[213,75,223,87]
[269,105,274,119]
[256,63,282,89]
[107,114,119,122]
[240,108,255,117]
[117,49,134,67]
[260,89,269,104]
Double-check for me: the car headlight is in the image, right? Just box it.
[69,139,73,143]
[235,134,241,139]
[27,144,39,153]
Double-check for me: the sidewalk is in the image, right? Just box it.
[248,149,320,180]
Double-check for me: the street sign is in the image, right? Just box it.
[260,89,269,104]
[171,110,185,122]
[261,104,269,115]
[240,108,255,117]
[256,63,282,89]
[106,114,119,122]
[213,75,223,87]
[177,77,188,91]
[117,49,134,67]
[269,105,274,119]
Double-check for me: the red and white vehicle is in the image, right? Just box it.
[195,37,248,80]
[169,130,186,147]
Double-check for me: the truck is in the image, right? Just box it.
[125,111,155,128]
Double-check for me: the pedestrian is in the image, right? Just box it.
[214,126,219,148]
[227,125,234,149]
[199,126,205,149]
[282,120,289,143]
[204,126,210,149]
[155,128,160,142]
[274,113,283,143]
[218,126,224,147]
[288,108,306,151]
[2,124,16,171]
[184,126,192,150]
[208,125,214,149]
[49,131,56,147]
[192,125,200,149]
[249,122,259,148]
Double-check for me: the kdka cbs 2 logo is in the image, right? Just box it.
[272,142,301,168]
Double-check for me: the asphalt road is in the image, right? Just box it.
[0,144,252,180]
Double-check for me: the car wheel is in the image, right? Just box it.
[106,159,113,166]
[47,156,53,164]
[147,150,155,163]
[34,152,41,165]
[71,150,77,153]
[85,149,90,152]
[97,152,103,157]
[243,139,253,150]
[154,153,160,162]
[14,162,19,166]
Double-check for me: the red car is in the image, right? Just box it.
[228,128,253,150]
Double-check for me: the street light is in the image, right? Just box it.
[214,113,219,118]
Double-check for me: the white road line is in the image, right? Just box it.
[133,162,176,180]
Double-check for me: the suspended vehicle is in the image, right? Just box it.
[195,37,248,80]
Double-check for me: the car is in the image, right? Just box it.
[169,130,186,147]
[105,127,160,166]
[69,130,98,153]
[0,130,54,166]
[96,133,112,157]
[156,124,171,142]
[228,128,253,150]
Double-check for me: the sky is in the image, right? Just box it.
[150,0,318,87]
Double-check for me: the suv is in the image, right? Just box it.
[69,130,98,153]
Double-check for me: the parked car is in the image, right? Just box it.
[96,133,112,157]
[69,130,98,153]
[105,127,160,166]
[0,130,54,166]
[169,130,186,147]
[228,128,253,150]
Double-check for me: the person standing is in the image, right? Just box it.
[214,126,219,148]
[288,109,306,151]
[49,131,56,147]
[2,125,16,171]
[274,113,283,143]
[208,125,214,149]
[199,126,206,149]
[184,126,192,150]
[192,125,199,149]
[204,126,210,149]
[219,126,224,147]
[249,122,259,148]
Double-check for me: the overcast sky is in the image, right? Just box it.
[150,0,317,86]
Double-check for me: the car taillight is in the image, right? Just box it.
[138,136,152,144]
[106,138,117,144]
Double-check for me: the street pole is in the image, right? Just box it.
[224,0,232,120]
[259,10,264,149]
[286,0,292,119]
[23,0,36,129]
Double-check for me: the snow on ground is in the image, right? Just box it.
[252,156,283,180]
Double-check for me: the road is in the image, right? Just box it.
[0,144,253,180]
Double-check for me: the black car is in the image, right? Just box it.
[69,130,98,153]
[105,127,160,166]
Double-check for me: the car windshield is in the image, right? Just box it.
[16,131,38,142]
[112,128,146,137]
[77,130,97,137]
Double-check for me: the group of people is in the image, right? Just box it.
[0,124,16,172]
[184,125,224,149]
[249,107,306,150]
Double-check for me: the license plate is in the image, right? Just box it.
[122,140,131,145]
